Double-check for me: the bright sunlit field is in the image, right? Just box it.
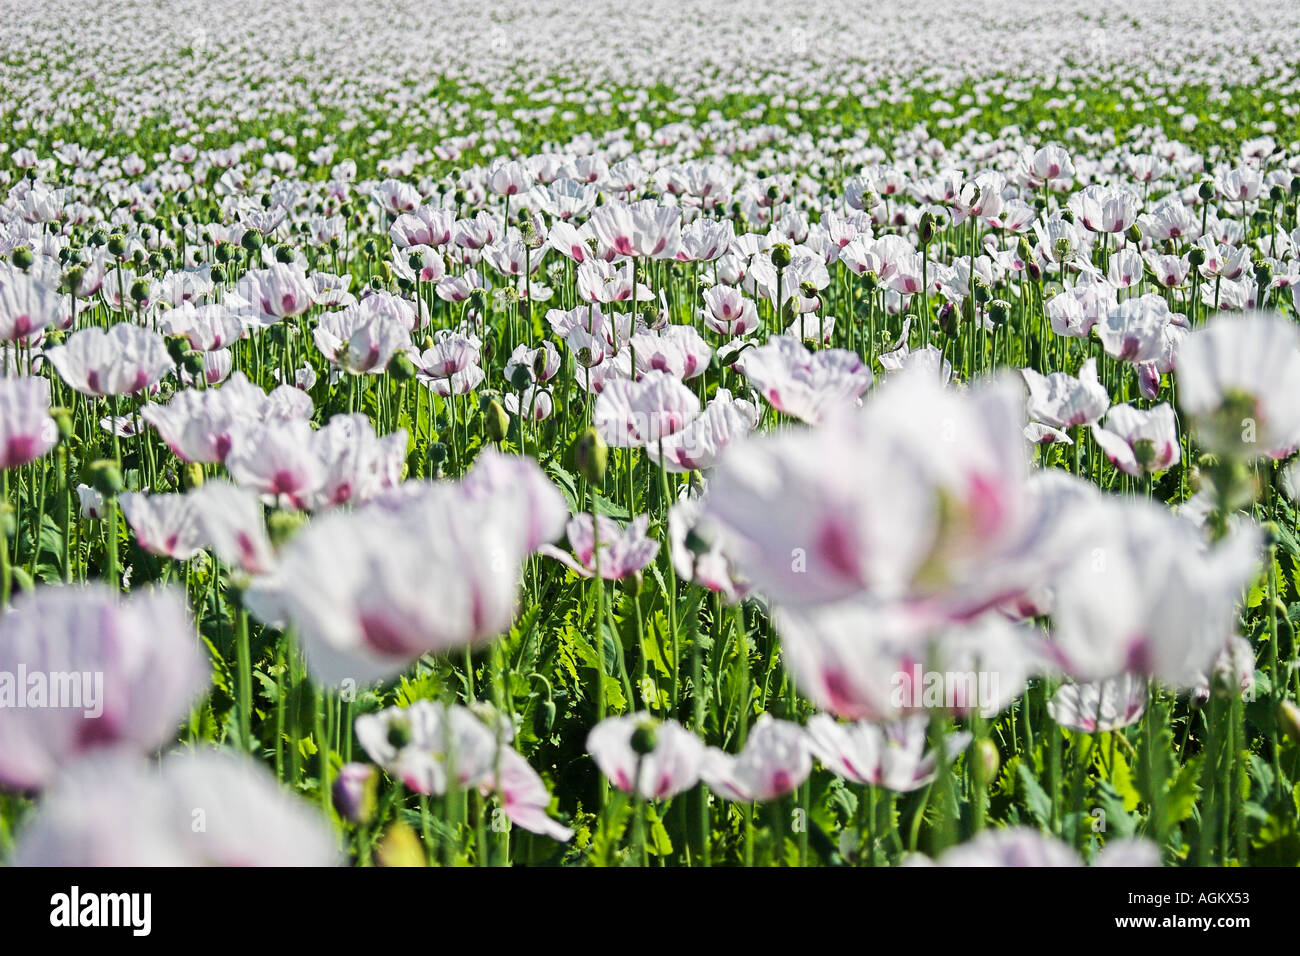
[1,0,1299,871]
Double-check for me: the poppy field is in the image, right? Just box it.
[2,0,1300,868]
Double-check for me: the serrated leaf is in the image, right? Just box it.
[1017,762,1052,828]
[1162,755,1202,829]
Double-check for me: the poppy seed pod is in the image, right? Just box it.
[630,721,658,756]
[988,299,1011,326]
[166,335,190,365]
[107,234,128,257]
[385,716,413,749]
[684,526,711,558]
[1187,246,1206,267]
[770,243,792,269]
[61,265,84,294]
[508,364,533,392]
[240,230,263,252]
[274,244,295,264]
[215,242,234,263]
[12,246,34,271]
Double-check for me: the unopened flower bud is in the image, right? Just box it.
[86,459,124,495]
[333,763,379,823]
[938,301,958,338]
[375,822,425,867]
[918,211,935,246]
[386,351,417,381]
[50,406,74,441]
[571,426,608,485]
[484,398,509,442]
[975,738,1000,784]
[1279,700,1300,741]
[267,509,307,547]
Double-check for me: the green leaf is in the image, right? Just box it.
[1109,749,1142,812]
[1161,755,1202,830]
[1017,762,1052,828]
